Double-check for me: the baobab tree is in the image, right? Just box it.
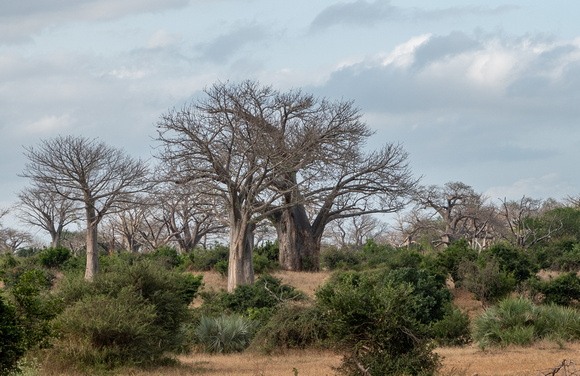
[15,187,80,248]
[156,81,301,291]
[21,136,150,280]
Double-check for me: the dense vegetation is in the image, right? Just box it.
[3,203,580,375]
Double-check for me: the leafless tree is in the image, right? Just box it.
[324,214,389,250]
[0,228,33,254]
[499,196,563,249]
[413,182,485,248]
[151,182,227,254]
[15,187,80,248]
[21,135,151,280]
[156,81,300,291]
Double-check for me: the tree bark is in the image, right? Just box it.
[227,215,255,292]
[274,205,319,271]
[85,206,100,281]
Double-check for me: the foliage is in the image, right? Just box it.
[197,274,304,324]
[0,295,25,376]
[430,304,472,346]
[15,248,41,258]
[0,255,54,290]
[316,270,441,376]
[38,247,72,269]
[528,272,580,306]
[196,314,257,354]
[320,246,359,270]
[473,296,580,348]
[253,240,280,262]
[54,260,202,367]
[480,243,538,284]
[458,258,516,307]
[435,239,478,283]
[191,244,229,271]
[0,270,61,376]
[250,303,330,353]
[150,246,181,268]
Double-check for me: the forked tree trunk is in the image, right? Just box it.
[274,205,320,271]
[227,217,255,292]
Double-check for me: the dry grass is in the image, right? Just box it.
[437,342,580,376]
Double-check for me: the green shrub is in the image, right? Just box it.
[0,270,61,376]
[384,267,453,325]
[250,304,329,353]
[253,254,280,274]
[55,260,202,367]
[196,314,257,353]
[480,243,538,284]
[56,288,161,364]
[431,304,471,346]
[191,244,229,271]
[150,246,181,268]
[196,274,304,324]
[253,240,279,262]
[215,259,228,277]
[528,272,580,306]
[0,295,25,376]
[458,258,516,307]
[320,246,359,270]
[38,247,72,269]
[435,239,478,283]
[472,296,580,348]
[316,270,441,376]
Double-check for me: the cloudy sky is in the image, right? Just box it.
[1,0,579,230]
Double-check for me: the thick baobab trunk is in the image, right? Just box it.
[227,219,255,292]
[274,205,319,271]
[85,217,100,281]
[50,231,60,249]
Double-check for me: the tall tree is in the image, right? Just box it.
[413,182,484,248]
[15,187,80,248]
[156,81,299,291]
[21,136,150,280]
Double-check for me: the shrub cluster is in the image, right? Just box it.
[473,296,580,348]
[53,260,202,368]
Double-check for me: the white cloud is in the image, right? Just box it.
[0,0,191,44]
[484,174,573,201]
[23,114,75,134]
[147,29,182,49]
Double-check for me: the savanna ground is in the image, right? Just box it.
[37,270,580,376]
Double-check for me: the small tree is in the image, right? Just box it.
[21,136,150,280]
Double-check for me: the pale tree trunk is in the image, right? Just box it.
[85,207,100,280]
[274,205,319,271]
[227,215,255,292]
[50,231,60,249]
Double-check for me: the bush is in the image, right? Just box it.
[196,314,257,354]
[458,258,515,307]
[431,305,471,346]
[480,243,538,284]
[250,304,329,353]
[472,296,580,348]
[0,270,61,376]
[54,260,202,367]
[316,270,441,376]
[196,274,304,325]
[528,272,580,306]
[435,239,478,283]
[0,295,25,376]
[320,246,359,270]
[150,246,181,268]
[38,247,72,269]
[191,244,229,271]
[384,267,453,325]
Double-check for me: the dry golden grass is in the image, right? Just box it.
[437,342,580,376]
